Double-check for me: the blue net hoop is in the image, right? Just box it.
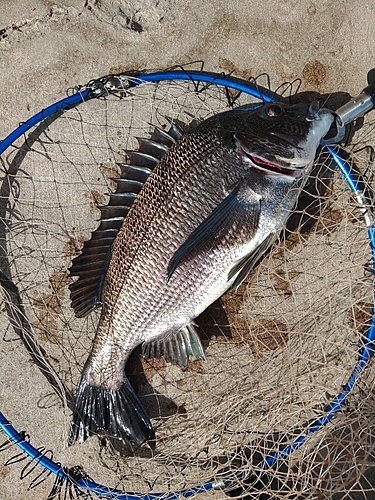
[0,69,374,498]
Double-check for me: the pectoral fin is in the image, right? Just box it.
[228,232,276,290]
[167,183,261,280]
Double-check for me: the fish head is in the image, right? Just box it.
[218,101,334,179]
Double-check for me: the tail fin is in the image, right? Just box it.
[67,374,155,452]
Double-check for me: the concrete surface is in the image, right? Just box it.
[1,1,375,499]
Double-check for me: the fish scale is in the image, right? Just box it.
[101,133,230,312]
[68,102,333,451]
[102,151,230,335]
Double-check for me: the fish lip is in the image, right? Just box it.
[247,154,301,177]
[234,135,301,177]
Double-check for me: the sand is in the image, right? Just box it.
[1,1,375,499]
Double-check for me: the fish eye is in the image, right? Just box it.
[266,104,285,117]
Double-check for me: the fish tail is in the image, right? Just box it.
[67,374,155,452]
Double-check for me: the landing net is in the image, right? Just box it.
[0,68,375,499]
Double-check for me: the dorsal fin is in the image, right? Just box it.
[135,138,169,160]
[69,124,181,318]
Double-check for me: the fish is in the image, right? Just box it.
[67,100,333,451]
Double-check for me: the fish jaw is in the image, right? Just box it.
[234,108,334,179]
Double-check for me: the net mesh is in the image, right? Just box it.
[0,75,375,499]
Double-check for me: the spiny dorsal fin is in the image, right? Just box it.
[69,124,182,318]
[135,138,169,160]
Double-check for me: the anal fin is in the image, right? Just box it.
[142,324,205,367]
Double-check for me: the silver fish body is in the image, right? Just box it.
[68,101,333,450]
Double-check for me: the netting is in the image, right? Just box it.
[0,70,375,499]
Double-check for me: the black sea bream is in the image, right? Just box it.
[68,101,333,451]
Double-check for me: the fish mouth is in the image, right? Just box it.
[246,154,299,177]
[234,134,302,178]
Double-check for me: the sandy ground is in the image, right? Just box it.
[1,1,375,499]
